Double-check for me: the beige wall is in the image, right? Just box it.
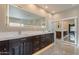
[0,4,7,32]
[63,20,74,31]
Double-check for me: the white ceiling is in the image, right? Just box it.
[38,4,79,14]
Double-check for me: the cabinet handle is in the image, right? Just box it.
[21,39,26,40]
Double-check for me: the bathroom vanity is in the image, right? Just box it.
[0,5,54,55]
[0,32,54,55]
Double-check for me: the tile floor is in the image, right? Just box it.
[38,39,79,55]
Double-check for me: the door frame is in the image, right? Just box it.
[61,16,78,46]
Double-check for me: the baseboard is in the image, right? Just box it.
[32,43,53,55]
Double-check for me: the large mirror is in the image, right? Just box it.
[7,5,47,31]
[62,19,76,43]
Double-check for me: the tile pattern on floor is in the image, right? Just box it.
[38,39,79,55]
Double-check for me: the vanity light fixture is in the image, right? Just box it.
[9,23,20,27]
[21,24,24,27]
[42,25,45,28]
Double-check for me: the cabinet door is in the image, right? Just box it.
[40,35,47,49]
[0,40,9,55]
[56,31,61,39]
[45,33,54,45]
[46,34,52,45]
[32,36,40,53]
[9,39,21,55]
[9,38,32,55]
[50,33,54,43]
[40,33,54,49]
[20,38,32,55]
[45,34,51,45]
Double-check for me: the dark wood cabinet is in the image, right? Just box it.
[40,33,54,49]
[9,38,32,55]
[20,38,32,55]
[40,34,47,48]
[31,36,40,53]
[9,39,21,55]
[56,31,61,39]
[56,31,68,39]
[0,33,54,55]
[0,40,9,55]
[50,33,54,43]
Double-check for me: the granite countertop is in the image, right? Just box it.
[0,31,53,41]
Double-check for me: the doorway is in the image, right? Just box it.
[61,17,78,46]
[51,17,78,54]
